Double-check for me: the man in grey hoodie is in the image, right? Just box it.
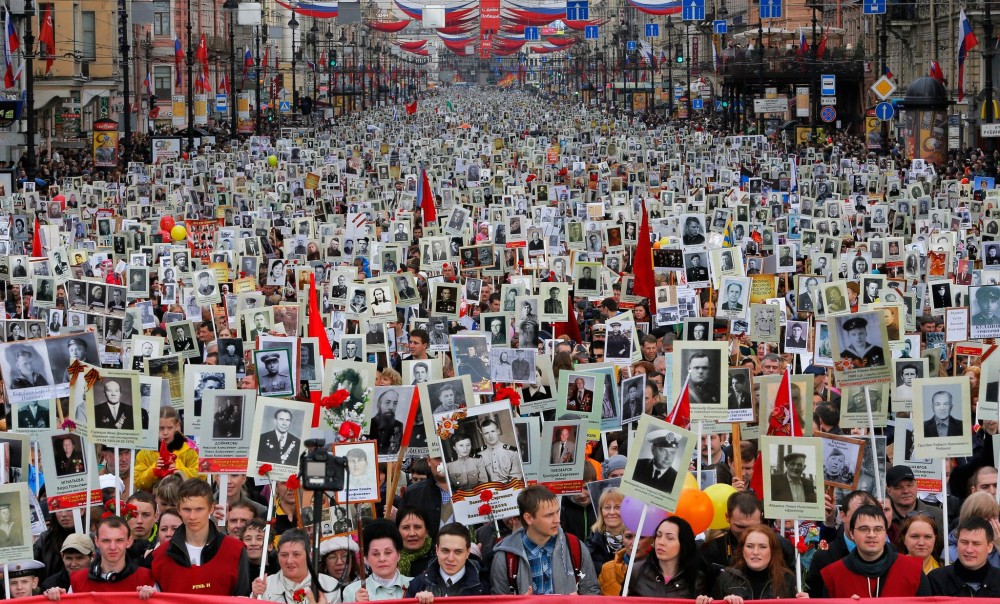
[490,485,600,595]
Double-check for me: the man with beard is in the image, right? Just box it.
[368,390,404,455]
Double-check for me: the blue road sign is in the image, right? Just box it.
[715,100,723,111]
[692,98,704,110]
[566,0,589,21]
[215,94,228,111]
[585,25,599,39]
[759,0,781,19]
[279,100,291,113]
[863,0,885,14]
[875,101,895,121]
[627,40,637,51]
[682,0,705,21]
[820,74,836,96]
[524,26,540,40]
[713,20,727,34]
[645,23,659,37]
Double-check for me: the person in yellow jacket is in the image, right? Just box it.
[598,529,651,596]
[135,407,201,491]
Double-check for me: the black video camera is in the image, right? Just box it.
[299,439,347,492]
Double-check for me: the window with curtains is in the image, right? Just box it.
[153,1,171,37]
[81,11,95,60]
[153,66,172,97]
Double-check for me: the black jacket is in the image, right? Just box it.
[40,569,71,591]
[406,559,488,597]
[400,479,444,539]
[701,529,796,593]
[712,567,798,600]
[585,530,617,571]
[559,497,592,543]
[928,562,1000,597]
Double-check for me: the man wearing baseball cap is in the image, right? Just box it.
[886,465,944,538]
[40,534,94,591]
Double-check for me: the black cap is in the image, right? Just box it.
[886,465,915,486]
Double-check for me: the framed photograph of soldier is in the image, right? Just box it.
[839,383,889,429]
[572,261,602,298]
[969,285,1000,339]
[184,365,236,434]
[683,318,712,342]
[339,336,365,363]
[11,399,53,436]
[248,397,312,480]
[716,276,750,320]
[480,313,511,346]
[538,283,569,322]
[891,419,941,488]
[518,355,556,415]
[333,440,380,504]
[828,310,891,387]
[0,433,29,484]
[365,386,416,462]
[254,348,295,398]
[538,419,587,494]
[911,376,972,459]
[784,320,810,354]
[619,414,695,512]
[683,249,711,288]
[726,368,754,423]
[417,375,475,457]
[604,319,635,364]
[194,269,220,307]
[0,483,33,561]
[889,357,927,413]
[39,431,100,511]
[404,358,440,387]
[166,320,199,359]
[818,432,865,491]
[0,339,56,404]
[818,280,850,317]
[619,373,645,426]
[761,436,825,521]
[145,354,184,406]
[513,416,540,481]
[556,369,604,429]
[85,369,142,447]
[195,390,255,474]
[672,341,728,422]
[435,400,525,523]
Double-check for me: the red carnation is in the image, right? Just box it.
[339,421,362,440]
[479,489,493,502]
[286,474,301,490]
[258,463,274,476]
[321,389,351,409]
[478,503,493,516]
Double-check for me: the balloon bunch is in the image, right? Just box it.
[158,216,188,242]
[620,475,739,536]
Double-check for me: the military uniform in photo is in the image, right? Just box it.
[480,442,520,483]
[259,353,291,393]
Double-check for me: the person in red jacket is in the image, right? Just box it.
[152,478,251,596]
[818,504,931,598]
[42,516,155,600]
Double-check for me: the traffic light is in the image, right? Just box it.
[330,51,337,66]
[675,43,684,63]
[721,100,729,108]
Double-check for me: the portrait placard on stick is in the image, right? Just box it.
[538,419,587,494]
[0,483,33,565]
[911,376,972,459]
[196,390,256,474]
[620,414,694,513]
[39,431,101,512]
[248,397,312,480]
[761,436,825,521]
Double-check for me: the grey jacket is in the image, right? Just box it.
[489,527,600,595]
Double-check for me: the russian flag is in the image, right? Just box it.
[144,71,154,96]
[4,9,19,89]
[883,64,893,80]
[958,9,978,102]
[174,38,184,86]
[798,29,808,56]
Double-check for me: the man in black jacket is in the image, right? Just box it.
[701,491,796,594]
[399,457,448,538]
[406,523,488,600]
[805,490,879,597]
[928,517,1000,597]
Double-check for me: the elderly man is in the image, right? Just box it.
[258,353,290,394]
[368,389,404,455]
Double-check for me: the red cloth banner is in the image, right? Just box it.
[480,0,501,33]
[12,593,981,604]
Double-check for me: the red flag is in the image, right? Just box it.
[405,100,417,115]
[196,34,209,66]
[633,199,656,313]
[307,274,334,427]
[419,168,436,226]
[31,218,42,258]
[666,378,690,429]
[750,368,801,498]
[815,28,828,58]
[38,5,54,75]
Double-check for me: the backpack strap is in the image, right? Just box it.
[565,532,582,584]
[505,551,519,595]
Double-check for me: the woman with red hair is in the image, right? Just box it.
[696,525,808,603]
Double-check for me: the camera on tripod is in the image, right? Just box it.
[299,439,347,492]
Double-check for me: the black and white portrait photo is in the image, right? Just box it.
[912,377,971,458]
[367,386,416,460]
[620,416,694,512]
[254,405,305,469]
[762,436,824,520]
[619,374,645,425]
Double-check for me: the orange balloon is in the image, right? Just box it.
[674,488,714,534]
[652,240,662,250]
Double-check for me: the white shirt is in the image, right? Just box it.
[185,543,204,566]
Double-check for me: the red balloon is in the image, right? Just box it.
[182,152,189,160]
[962,178,970,185]
[160,216,175,231]
[673,488,714,535]
[159,229,172,241]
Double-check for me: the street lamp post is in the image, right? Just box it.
[186,0,194,151]
[118,0,132,163]
[326,26,333,115]
[224,0,238,137]
[309,22,318,114]
[254,22,262,134]
[22,0,36,181]
[666,17,673,118]
[809,1,818,138]
[288,13,298,115]
[757,17,764,133]
[717,1,728,129]
[879,11,888,154]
